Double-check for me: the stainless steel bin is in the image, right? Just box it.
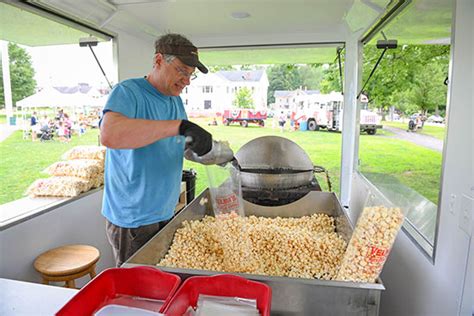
[124,189,384,315]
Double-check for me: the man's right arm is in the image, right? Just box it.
[100,111,180,149]
[100,112,213,155]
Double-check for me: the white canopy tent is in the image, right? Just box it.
[16,87,107,109]
[16,87,107,138]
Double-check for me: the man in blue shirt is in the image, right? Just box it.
[100,33,212,266]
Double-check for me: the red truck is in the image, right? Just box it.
[222,109,267,127]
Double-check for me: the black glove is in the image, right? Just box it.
[179,120,212,156]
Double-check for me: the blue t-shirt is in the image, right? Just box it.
[101,78,187,228]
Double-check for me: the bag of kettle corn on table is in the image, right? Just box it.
[26,176,92,198]
[44,159,103,178]
[62,145,106,161]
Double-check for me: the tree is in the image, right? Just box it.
[362,45,448,115]
[233,87,254,109]
[267,64,298,104]
[407,63,446,114]
[208,65,235,72]
[320,62,342,93]
[0,42,37,108]
[320,44,450,116]
[297,65,324,91]
[240,64,253,70]
[267,64,323,104]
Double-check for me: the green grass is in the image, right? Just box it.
[359,134,442,203]
[185,118,441,204]
[0,129,101,204]
[383,120,446,140]
[0,118,442,205]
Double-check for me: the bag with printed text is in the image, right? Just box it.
[336,193,405,283]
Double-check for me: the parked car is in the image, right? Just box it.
[427,115,444,123]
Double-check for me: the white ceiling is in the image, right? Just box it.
[2,0,453,65]
[39,0,365,44]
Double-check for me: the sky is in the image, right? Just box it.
[24,41,115,89]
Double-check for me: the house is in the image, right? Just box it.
[181,69,269,113]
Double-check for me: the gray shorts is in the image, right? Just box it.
[106,219,169,267]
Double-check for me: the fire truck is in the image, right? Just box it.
[295,93,382,134]
[222,109,267,127]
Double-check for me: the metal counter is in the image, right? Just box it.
[124,190,384,315]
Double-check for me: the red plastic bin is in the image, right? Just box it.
[56,266,180,316]
[161,274,272,316]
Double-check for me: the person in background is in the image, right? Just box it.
[57,121,69,143]
[208,117,218,126]
[416,114,423,131]
[30,111,38,126]
[39,115,49,130]
[72,121,81,136]
[53,117,61,133]
[79,122,86,136]
[278,111,286,132]
[97,109,102,120]
[56,108,64,120]
[420,113,427,129]
[36,115,50,141]
[100,33,213,267]
[30,111,39,141]
[289,111,297,132]
[72,121,86,137]
[63,113,72,140]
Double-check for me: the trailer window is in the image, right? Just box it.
[0,2,114,222]
[357,3,452,258]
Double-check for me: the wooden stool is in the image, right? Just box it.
[34,244,100,289]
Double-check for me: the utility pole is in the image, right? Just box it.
[1,41,14,125]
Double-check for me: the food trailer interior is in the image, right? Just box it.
[0,0,472,315]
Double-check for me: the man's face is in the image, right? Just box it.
[157,55,196,96]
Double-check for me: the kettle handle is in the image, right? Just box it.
[313,165,332,192]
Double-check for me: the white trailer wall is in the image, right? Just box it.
[0,190,115,287]
[115,31,154,82]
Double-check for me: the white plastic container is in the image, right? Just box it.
[94,304,163,316]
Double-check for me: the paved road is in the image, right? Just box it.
[383,125,443,152]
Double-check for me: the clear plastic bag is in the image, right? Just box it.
[26,176,92,197]
[205,163,258,273]
[205,163,244,218]
[336,193,405,283]
[62,145,106,161]
[43,159,103,178]
[195,295,259,316]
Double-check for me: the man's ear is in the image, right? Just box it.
[154,53,164,68]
